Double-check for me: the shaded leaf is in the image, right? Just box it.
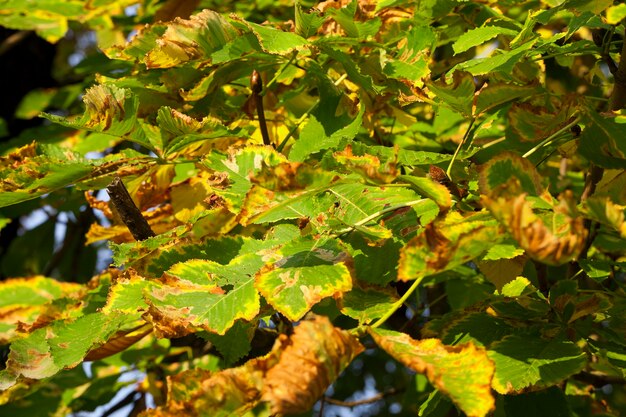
[488,334,587,394]
[338,284,399,325]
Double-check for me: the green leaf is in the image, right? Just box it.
[202,321,254,366]
[453,26,518,55]
[339,285,399,324]
[478,151,544,197]
[579,110,626,169]
[289,103,364,162]
[488,334,587,394]
[2,313,128,386]
[427,72,475,117]
[475,84,540,115]
[295,2,325,38]
[440,312,515,347]
[501,386,571,417]
[255,237,353,321]
[455,41,535,76]
[144,257,261,336]
[369,328,495,417]
[232,19,308,55]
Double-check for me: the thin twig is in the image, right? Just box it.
[251,70,272,147]
[325,388,402,407]
[0,30,31,57]
[106,177,155,241]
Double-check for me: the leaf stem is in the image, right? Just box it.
[522,115,580,158]
[446,117,475,180]
[334,199,428,235]
[371,276,423,329]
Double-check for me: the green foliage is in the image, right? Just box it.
[1,1,626,416]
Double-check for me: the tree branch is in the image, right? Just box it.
[106,177,155,241]
[324,388,402,407]
[251,70,272,147]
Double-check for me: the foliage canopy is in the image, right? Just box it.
[1,0,626,416]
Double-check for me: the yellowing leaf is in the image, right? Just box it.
[0,276,83,344]
[482,192,587,266]
[478,151,544,197]
[398,212,501,281]
[144,258,261,336]
[255,237,353,321]
[369,328,495,417]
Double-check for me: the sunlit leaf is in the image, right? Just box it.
[370,328,495,417]
[453,25,518,55]
[255,237,353,321]
[398,212,501,281]
[145,315,363,416]
[144,257,261,336]
[483,192,587,266]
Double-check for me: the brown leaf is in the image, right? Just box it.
[85,323,153,361]
[482,192,587,266]
[262,315,364,415]
[142,315,363,416]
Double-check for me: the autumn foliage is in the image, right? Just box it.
[1,0,626,416]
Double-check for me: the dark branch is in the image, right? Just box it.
[251,69,272,147]
[106,177,155,241]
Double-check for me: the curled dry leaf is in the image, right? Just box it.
[142,315,363,417]
[482,192,587,266]
[261,315,364,415]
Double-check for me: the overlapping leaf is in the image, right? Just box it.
[398,211,501,281]
[144,257,261,336]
